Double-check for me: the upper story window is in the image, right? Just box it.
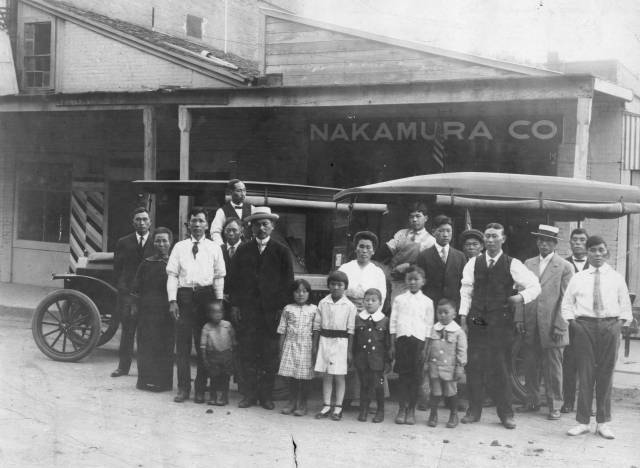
[23,21,51,89]
[186,14,203,39]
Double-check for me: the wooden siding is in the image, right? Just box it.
[265,17,522,86]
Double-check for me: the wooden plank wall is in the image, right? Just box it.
[265,17,519,86]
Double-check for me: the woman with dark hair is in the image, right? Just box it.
[131,227,175,392]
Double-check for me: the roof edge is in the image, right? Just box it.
[260,7,561,78]
[22,0,252,87]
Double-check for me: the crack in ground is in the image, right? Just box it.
[292,436,298,468]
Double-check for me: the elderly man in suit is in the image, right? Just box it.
[111,207,156,378]
[517,225,573,420]
[561,228,589,413]
[417,215,467,311]
[228,207,294,410]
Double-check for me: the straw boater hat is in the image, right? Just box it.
[244,206,279,222]
[531,224,561,240]
[460,228,484,243]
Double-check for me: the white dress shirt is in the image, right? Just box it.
[166,236,226,301]
[210,203,255,245]
[458,251,541,316]
[339,260,387,306]
[387,228,436,253]
[561,263,632,322]
[390,290,434,340]
[137,232,149,248]
[538,253,553,276]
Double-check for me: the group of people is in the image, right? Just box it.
[109,179,632,440]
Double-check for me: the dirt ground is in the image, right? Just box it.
[1,308,639,468]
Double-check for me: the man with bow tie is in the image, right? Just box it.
[517,225,573,420]
[166,207,226,404]
[210,179,255,245]
[227,207,294,410]
[111,207,155,378]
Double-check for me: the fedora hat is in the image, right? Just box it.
[244,206,279,222]
[460,228,484,243]
[531,224,560,240]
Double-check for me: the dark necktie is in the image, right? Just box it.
[233,204,242,210]
[192,241,199,259]
[228,245,236,258]
[138,236,144,253]
[488,258,495,269]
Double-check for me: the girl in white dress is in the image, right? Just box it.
[313,270,357,421]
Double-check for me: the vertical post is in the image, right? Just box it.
[572,96,593,179]
[178,106,192,239]
[143,106,157,226]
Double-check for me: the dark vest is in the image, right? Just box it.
[470,253,514,323]
[222,201,252,221]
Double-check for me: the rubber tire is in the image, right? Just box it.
[509,333,529,404]
[32,289,102,362]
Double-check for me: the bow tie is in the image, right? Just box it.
[232,204,242,209]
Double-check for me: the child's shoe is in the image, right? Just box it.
[428,409,438,427]
[281,401,297,415]
[215,390,228,406]
[331,405,343,421]
[358,400,370,422]
[372,400,385,423]
[446,411,458,428]
[293,399,307,416]
[395,405,406,424]
[207,390,217,406]
[315,404,332,419]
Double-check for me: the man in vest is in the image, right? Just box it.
[459,223,541,429]
[210,179,255,245]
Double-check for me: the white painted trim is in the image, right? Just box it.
[593,78,633,102]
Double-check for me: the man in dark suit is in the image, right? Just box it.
[111,207,155,378]
[221,217,243,277]
[227,207,294,410]
[561,227,589,413]
[417,215,467,311]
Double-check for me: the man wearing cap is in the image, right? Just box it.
[210,179,255,245]
[459,223,540,429]
[460,229,484,260]
[227,207,294,409]
[518,225,573,420]
[562,235,631,440]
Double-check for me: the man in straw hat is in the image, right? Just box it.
[227,207,294,410]
[517,225,573,420]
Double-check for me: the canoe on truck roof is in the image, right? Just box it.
[333,172,640,219]
[133,179,387,212]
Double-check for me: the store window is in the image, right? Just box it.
[16,163,71,243]
[23,22,52,89]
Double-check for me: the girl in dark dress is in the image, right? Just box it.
[131,227,174,392]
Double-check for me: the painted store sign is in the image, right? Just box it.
[309,117,562,142]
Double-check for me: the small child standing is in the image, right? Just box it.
[354,288,390,423]
[277,279,318,416]
[426,299,467,428]
[390,266,434,425]
[313,270,357,421]
[200,300,236,406]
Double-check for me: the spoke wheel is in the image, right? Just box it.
[32,290,101,362]
[97,307,119,346]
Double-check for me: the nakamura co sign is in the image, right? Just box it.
[309,117,562,143]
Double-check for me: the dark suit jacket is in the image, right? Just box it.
[417,244,467,308]
[113,232,155,293]
[565,255,589,273]
[227,238,294,332]
[221,242,243,295]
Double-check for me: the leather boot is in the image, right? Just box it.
[358,399,370,422]
[428,396,440,427]
[373,399,385,423]
[216,389,228,406]
[281,380,298,415]
[395,403,406,424]
[207,389,217,405]
[405,406,416,425]
[446,395,459,428]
